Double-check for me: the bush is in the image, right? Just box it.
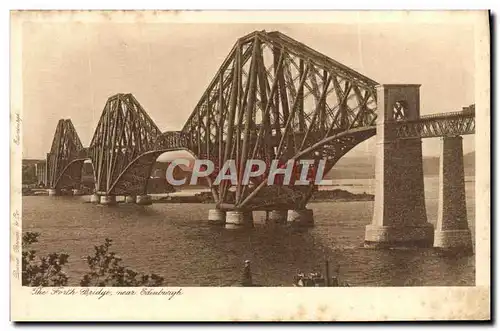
[22,232,164,287]
[80,238,164,287]
[22,232,69,286]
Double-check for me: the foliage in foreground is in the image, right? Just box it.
[22,232,69,286]
[80,238,164,286]
[22,232,164,287]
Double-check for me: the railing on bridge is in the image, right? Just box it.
[393,105,475,139]
[154,105,476,154]
[154,131,192,150]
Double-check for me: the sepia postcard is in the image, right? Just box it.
[10,10,490,321]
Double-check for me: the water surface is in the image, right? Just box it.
[22,176,475,286]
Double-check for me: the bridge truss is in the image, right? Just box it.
[394,106,475,139]
[46,30,476,209]
[46,119,86,190]
[160,30,380,210]
[88,94,162,195]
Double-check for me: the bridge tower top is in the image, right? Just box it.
[46,118,85,189]
[49,119,84,157]
[376,84,421,124]
[88,93,162,195]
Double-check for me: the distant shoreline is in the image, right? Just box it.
[21,175,475,200]
[150,189,374,204]
[22,187,374,203]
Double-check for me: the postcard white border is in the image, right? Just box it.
[10,10,491,322]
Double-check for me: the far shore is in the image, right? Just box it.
[22,174,475,202]
[22,187,375,203]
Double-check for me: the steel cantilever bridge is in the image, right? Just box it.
[46,30,475,214]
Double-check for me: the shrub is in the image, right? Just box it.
[22,232,69,286]
[80,238,164,287]
[22,232,165,287]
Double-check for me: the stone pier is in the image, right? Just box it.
[124,195,136,203]
[208,209,226,224]
[100,195,117,205]
[90,194,100,203]
[72,188,84,196]
[433,136,473,254]
[225,211,253,229]
[287,209,314,226]
[364,84,434,248]
[47,188,59,196]
[136,195,152,206]
[267,210,288,224]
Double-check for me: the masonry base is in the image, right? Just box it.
[225,211,253,229]
[364,223,434,248]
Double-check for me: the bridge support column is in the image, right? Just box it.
[287,209,314,227]
[124,195,136,203]
[72,188,84,196]
[100,195,117,205]
[433,136,473,254]
[268,210,288,224]
[364,84,434,248]
[225,211,253,229]
[47,188,59,196]
[208,209,226,224]
[90,194,100,203]
[136,195,152,206]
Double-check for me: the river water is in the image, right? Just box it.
[22,176,475,286]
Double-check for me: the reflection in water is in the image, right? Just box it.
[22,178,475,286]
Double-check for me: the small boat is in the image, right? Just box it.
[237,259,350,287]
[292,272,349,287]
[292,260,350,287]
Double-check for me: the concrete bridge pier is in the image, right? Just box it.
[208,209,226,224]
[136,195,152,206]
[90,194,100,203]
[433,136,473,254]
[287,209,314,227]
[267,210,288,224]
[47,188,59,196]
[100,195,117,205]
[225,211,253,229]
[364,84,434,248]
[124,195,136,203]
[72,188,84,196]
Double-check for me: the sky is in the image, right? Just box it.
[21,21,475,160]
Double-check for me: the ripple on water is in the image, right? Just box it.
[22,179,475,286]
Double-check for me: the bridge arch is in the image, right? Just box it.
[106,131,218,198]
[234,127,377,211]
[106,148,188,196]
[52,158,90,191]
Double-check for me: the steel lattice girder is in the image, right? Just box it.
[393,107,475,139]
[88,93,162,195]
[240,128,377,210]
[45,31,476,208]
[171,30,380,209]
[46,119,85,189]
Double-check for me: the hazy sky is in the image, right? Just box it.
[21,21,475,159]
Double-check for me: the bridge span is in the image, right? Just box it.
[42,30,475,253]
